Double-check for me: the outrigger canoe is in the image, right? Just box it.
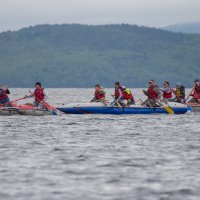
[57,102,189,115]
[0,103,57,116]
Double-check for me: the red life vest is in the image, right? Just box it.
[123,90,134,100]
[115,87,125,99]
[0,89,9,101]
[34,88,45,101]
[163,88,172,99]
[147,85,158,99]
[194,84,200,95]
[95,90,105,99]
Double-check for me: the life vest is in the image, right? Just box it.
[194,84,200,95]
[147,85,158,99]
[0,88,9,101]
[123,88,134,100]
[115,87,125,99]
[193,84,200,99]
[193,93,199,99]
[163,88,172,99]
[34,88,45,101]
[95,89,105,99]
[175,88,181,97]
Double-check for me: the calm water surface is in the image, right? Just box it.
[0,89,200,200]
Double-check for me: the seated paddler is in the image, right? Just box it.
[172,82,185,103]
[25,82,47,109]
[0,85,11,107]
[122,86,135,106]
[112,82,126,107]
[142,80,161,107]
[91,84,106,104]
[160,81,173,102]
[188,79,200,103]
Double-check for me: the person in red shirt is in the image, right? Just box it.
[91,84,106,103]
[122,86,135,106]
[112,82,126,107]
[0,85,11,106]
[189,79,200,103]
[25,82,47,109]
[142,80,161,107]
[160,81,173,101]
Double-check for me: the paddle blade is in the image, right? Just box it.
[43,102,57,115]
[163,106,174,114]
[115,101,122,108]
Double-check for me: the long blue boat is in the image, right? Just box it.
[57,102,190,115]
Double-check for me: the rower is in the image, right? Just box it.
[112,82,126,107]
[160,81,173,101]
[122,86,135,106]
[0,85,11,106]
[25,82,47,109]
[142,80,161,107]
[172,82,185,103]
[188,79,200,103]
[91,84,106,104]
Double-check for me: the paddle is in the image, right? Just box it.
[156,101,174,114]
[29,91,57,115]
[185,88,194,102]
[0,97,26,107]
[171,89,185,104]
[115,100,122,108]
[111,95,123,107]
[142,90,174,114]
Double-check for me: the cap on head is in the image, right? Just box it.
[35,82,41,87]
[194,79,199,83]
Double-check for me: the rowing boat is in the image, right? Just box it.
[0,103,56,116]
[57,102,189,115]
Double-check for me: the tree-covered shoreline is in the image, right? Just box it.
[0,24,199,87]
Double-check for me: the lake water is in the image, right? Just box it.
[0,88,200,200]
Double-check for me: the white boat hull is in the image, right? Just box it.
[0,107,53,116]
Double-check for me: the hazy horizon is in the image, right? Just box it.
[0,0,200,32]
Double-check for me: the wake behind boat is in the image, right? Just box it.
[57,102,189,115]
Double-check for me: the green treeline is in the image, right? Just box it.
[0,24,200,87]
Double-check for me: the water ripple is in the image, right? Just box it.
[0,89,200,200]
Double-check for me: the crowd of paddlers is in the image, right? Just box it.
[0,79,200,109]
[91,79,200,107]
[0,82,49,109]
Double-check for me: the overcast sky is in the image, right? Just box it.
[0,0,200,31]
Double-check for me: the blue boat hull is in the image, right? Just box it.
[57,106,188,115]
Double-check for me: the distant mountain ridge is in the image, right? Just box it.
[163,22,200,34]
[0,24,200,87]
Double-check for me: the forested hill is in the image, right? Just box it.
[0,24,200,88]
[163,23,200,34]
